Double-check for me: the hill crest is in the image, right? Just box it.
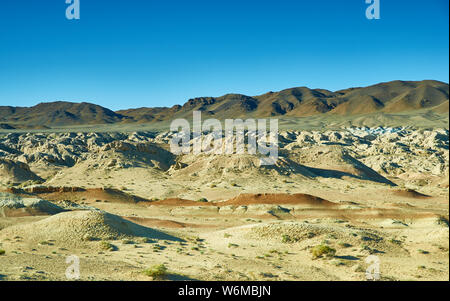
[1,80,448,128]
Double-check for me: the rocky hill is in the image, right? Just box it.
[0,80,448,129]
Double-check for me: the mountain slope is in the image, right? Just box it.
[0,80,448,128]
[0,102,126,127]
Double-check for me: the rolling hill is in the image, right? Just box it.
[0,80,448,128]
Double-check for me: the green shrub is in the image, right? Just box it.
[0,249,5,255]
[143,264,168,279]
[311,245,336,259]
[39,241,54,246]
[436,216,449,227]
[338,242,352,248]
[99,241,116,251]
[281,234,292,243]
[196,198,208,203]
[140,237,155,244]
[389,238,402,245]
[82,235,99,242]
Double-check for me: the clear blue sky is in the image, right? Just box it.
[0,0,448,110]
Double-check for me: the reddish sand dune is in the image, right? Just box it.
[63,188,151,203]
[145,194,336,207]
[143,198,215,206]
[221,193,336,207]
[5,188,336,207]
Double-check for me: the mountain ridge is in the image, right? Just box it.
[1,80,448,128]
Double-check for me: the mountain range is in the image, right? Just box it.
[0,80,448,129]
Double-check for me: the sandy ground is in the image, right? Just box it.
[0,126,448,281]
[0,184,448,281]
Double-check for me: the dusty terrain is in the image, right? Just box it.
[0,125,448,281]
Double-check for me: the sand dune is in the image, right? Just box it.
[0,210,181,247]
[222,193,336,207]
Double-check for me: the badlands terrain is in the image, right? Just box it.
[0,80,448,281]
[0,125,448,281]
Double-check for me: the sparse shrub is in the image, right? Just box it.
[228,243,239,248]
[354,264,365,273]
[122,239,135,245]
[143,264,168,279]
[231,183,238,187]
[260,272,278,278]
[39,241,54,246]
[224,233,232,238]
[332,260,347,266]
[140,237,155,244]
[311,245,336,259]
[334,219,347,224]
[196,198,208,203]
[437,245,449,252]
[306,232,316,238]
[436,216,449,227]
[99,241,116,251]
[389,238,402,245]
[281,234,292,243]
[0,249,5,255]
[417,249,429,254]
[82,235,99,242]
[360,245,381,254]
[338,242,352,248]
[326,234,338,240]
[416,179,428,186]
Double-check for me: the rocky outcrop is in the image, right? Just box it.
[0,158,43,184]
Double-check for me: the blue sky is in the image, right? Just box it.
[0,0,448,110]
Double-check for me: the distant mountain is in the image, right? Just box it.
[119,80,449,121]
[1,80,448,128]
[0,102,126,127]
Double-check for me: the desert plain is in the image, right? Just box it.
[0,81,449,281]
